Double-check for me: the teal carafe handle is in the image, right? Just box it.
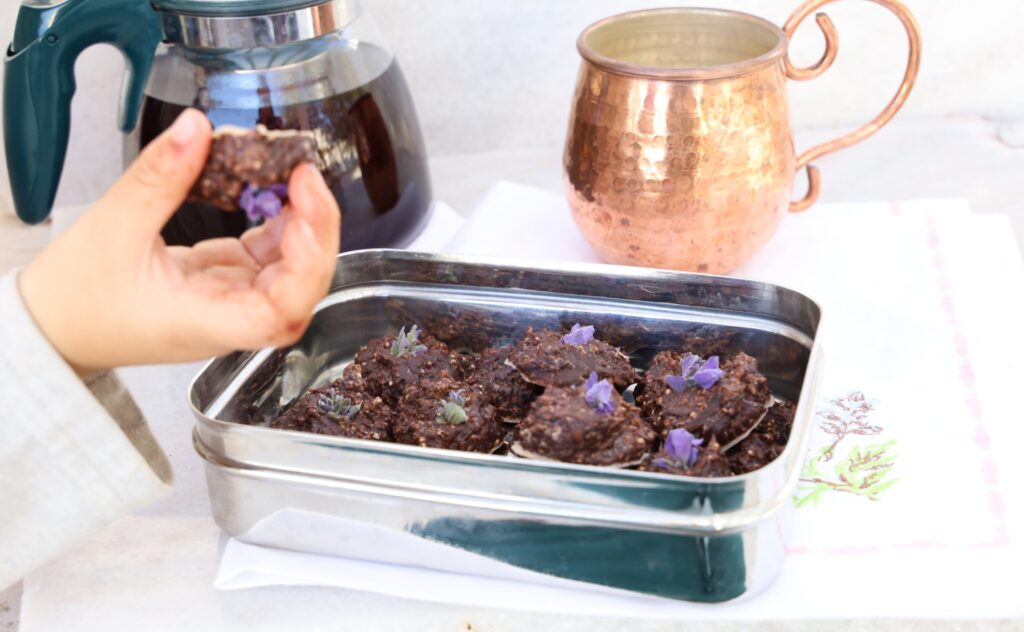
[3,0,163,224]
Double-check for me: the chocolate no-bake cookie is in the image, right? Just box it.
[726,399,795,474]
[265,320,794,477]
[189,125,318,212]
[679,330,735,360]
[513,373,655,466]
[688,437,733,477]
[509,325,637,389]
[271,381,391,441]
[339,360,369,394]
[466,346,542,422]
[347,325,460,406]
[637,351,772,447]
[451,351,482,381]
[391,383,504,453]
[639,433,732,478]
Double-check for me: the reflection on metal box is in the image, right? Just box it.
[190,250,823,602]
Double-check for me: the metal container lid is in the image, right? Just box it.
[154,0,327,17]
[156,0,360,48]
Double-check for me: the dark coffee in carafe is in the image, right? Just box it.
[133,42,432,251]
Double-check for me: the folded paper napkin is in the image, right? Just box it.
[216,182,1024,619]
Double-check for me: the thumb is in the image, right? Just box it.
[99,109,212,233]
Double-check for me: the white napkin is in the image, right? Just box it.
[216,183,1024,619]
[442,181,601,261]
[217,538,724,619]
[441,181,976,263]
[405,201,464,251]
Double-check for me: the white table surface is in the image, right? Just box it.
[2,116,1023,631]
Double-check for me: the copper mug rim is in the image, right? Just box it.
[577,7,790,81]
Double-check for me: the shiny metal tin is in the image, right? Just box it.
[190,249,823,602]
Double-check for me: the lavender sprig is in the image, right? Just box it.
[562,323,595,346]
[316,391,361,420]
[664,353,725,392]
[390,325,429,358]
[239,183,288,222]
[583,371,615,414]
[436,391,468,425]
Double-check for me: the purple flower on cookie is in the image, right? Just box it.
[664,353,725,392]
[390,325,429,358]
[668,427,703,466]
[436,391,468,425]
[316,391,361,420]
[583,371,615,414]
[562,323,595,346]
[239,183,289,222]
[651,428,703,470]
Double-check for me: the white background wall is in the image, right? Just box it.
[0,0,1022,214]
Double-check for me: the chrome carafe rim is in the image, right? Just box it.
[159,0,360,49]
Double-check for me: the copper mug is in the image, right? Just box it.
[564,0,921,273]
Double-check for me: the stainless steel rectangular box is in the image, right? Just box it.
[190,250,823,602]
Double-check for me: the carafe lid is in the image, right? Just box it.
[155,0,331,17]
[156,0,360,48]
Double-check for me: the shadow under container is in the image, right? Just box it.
[190,250,823,602]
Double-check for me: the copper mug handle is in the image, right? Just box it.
[784,0,921,212]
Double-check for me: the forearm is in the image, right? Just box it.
[0,270,172,590]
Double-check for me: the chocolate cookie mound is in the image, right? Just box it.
[755,399,795,446]
[189,125,318,211]
[348,326,459,406]
[514,375,655,466]
[509,326,637,389]
[637,351,772,445]
[466,346,542,422]
[391,383,504,453]
[679,332,734,361]
[635,351,700,432]
[271,381,391,441]
[451,351,482,381]
[687,437,733,477]
[639,436,732,478]
[726,399,796,474]
[339,361,369,394]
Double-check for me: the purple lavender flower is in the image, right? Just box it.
[681,353,699,378]
[239,183,289,222]
[583,371,615,414]
[664,353,725,392]
[664,427,703,467]
[562,323,595,346]
[390,325,429,357]
[692,355,723,389]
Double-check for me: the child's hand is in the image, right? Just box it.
[18,109,341,374]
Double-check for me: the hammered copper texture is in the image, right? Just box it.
[565,61,794,274]
[564,2,920,273]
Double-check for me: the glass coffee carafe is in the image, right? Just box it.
[5,0,432,250]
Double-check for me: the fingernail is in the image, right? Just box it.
[168,110,199,150]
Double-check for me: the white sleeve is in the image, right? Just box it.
[0,270,173,589]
